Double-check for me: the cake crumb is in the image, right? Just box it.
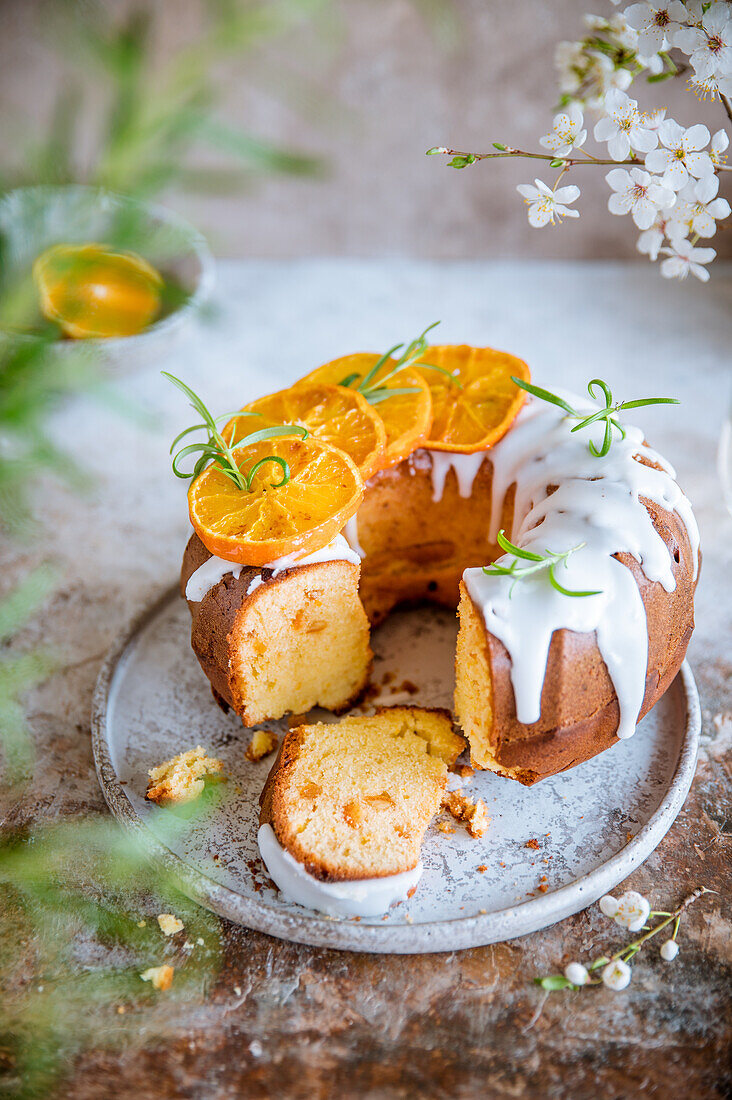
[117,1005,126,1015]
[245,729,278,762]
[157,913,184,936]
[458,765,475,780]
[436,821,456,834]
[537,883,549,893]
[525,838,540,850]
[479,908,487,915]
[477,864,488,874]
[146,746,223,805]
[140,965,174,991]
[442,792,491,838]
[137,920,147,928]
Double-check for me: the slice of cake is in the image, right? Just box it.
[182,533,373,727]
[258,707,465,917]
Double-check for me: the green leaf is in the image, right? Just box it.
[511,377,576,415]
[197,118,323,176]
[549,158,565,168]
[492,142,507,150]
[448,155,469,169]
[647,71,674,83]
[535,974,573,990]
[426,147,444,155]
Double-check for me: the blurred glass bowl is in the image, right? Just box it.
[0,185,215,372]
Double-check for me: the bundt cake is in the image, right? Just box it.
[258,707,465,916]
[172,341,699,787]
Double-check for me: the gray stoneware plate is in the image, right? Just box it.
[92,586,700,954]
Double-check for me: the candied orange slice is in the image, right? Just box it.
[33,243,163,339]
[188,436,363,566]
[414,345,530,452]
[229,383,386,481]
[299,355,432,469]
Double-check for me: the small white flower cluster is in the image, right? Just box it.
[559,890,683,993]
[514,0,732,283]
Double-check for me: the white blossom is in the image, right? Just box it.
[667,174,731,238]
[593,89,659,161]
[586,51,634,107]
[613,890,651,931]
[660,238,716,281]
[710,128,730,167]
[599,894,619,917]
[602,958,632,990]
[540,104,587,157]
[516,179,581,227]
[637,210,674,260]
[675,3,732,81]
[645,119,714,190]
[660,938,679,960]
[643,107,667,131]
[623,2,687,55]
[564,962,590,986]
[605,166,676,228]
[688,67,732,101]
[555,41,585,95]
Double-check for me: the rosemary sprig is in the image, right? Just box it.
[338,321,461,404]
[511,376,679,458]
[163,373,306,492]
[483,529,602,598]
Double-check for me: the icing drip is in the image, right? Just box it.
[463,395,699,741]
[428,450,487,503]
[258,824,423,918]
[343,514,366,559]
[186,534,361,603]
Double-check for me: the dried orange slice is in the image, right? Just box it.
[33,243,163,338]
[299,355,432,469]
[228,383,386,481]
[414,345,530,452]
[188,436,363,566]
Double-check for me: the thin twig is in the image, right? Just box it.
[721,94,732,127]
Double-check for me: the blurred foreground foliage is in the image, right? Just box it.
[0,808,225,1100]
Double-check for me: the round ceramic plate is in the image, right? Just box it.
[92,586,700,954]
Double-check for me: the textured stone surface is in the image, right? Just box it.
[1,260,730,1098]
[1,0,731,261]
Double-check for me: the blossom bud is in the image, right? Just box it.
[614,891,651,932]
[660,939,679,961]
[564,962,589,986]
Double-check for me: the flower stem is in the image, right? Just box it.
[435,147,638,167]
[721,94,732,127]
[608,886,712,963]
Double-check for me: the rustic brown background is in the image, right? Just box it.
[1,0,731,259]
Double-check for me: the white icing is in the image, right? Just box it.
[343,514,365,559]
[463,394,699,741]
[185,556,244,602]
[258,824,422,918]
[428,450,487,502]
[186,534,361,603]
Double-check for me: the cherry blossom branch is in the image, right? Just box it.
[427,145,640,168]
[427,146,732,172]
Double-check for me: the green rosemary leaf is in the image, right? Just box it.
[365,387,421,404]
[617,397,680,410]
[243,455,289,492]
[357,344,403,393]
[417,362,463,389]
[338,372,361,388]
[587,378,613,407]
[162,372,218,434]
[589,418,613,458]
[549,568,602,598]
[510,377,576,415]
[496,529,544,562]
[227,424,308,450]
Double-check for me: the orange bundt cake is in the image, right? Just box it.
[169,334,699,786]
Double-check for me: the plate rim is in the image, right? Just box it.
[91,584,701,955]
